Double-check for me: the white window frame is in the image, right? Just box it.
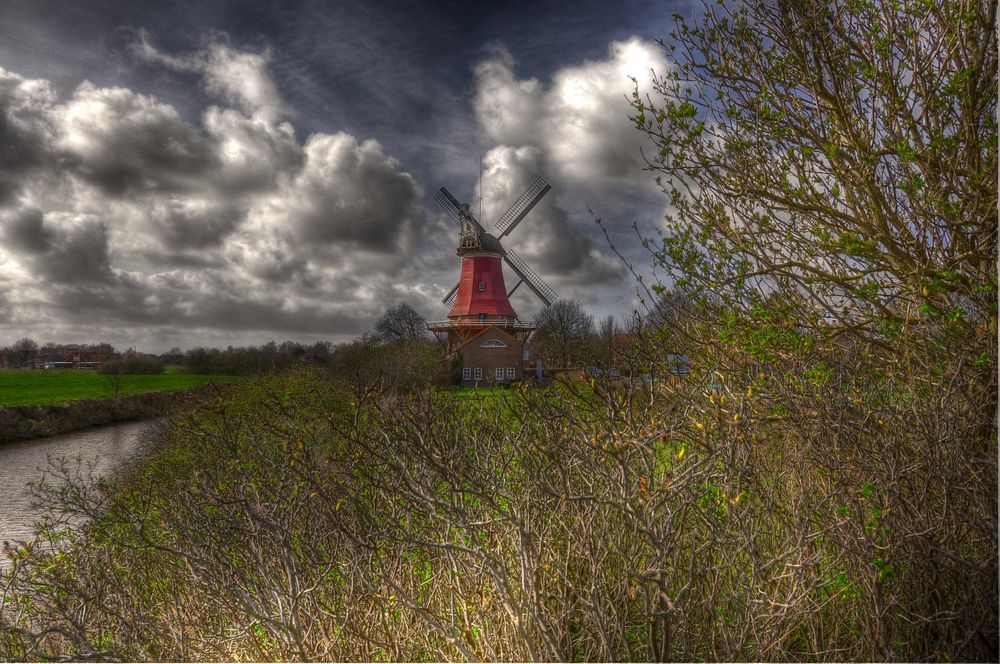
[463,367,472,381]
[478,281,486,291]
[495,367,504,381]
[506,367,515,380]
[481,339,507,348]
[473,367,483,380]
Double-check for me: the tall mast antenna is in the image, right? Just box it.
[478,152,484,222]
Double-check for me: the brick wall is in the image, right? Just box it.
[455,327,526,386]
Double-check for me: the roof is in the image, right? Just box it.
[448,325,522,356]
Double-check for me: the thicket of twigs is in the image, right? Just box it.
[1,311,994,662]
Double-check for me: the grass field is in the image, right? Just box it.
[0,369,240,407]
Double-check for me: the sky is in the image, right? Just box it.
[0,0,693,352]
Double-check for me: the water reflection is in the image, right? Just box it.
[0,420,155,556]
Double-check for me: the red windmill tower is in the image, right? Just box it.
[427,177,557,386]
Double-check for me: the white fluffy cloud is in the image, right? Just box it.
[463,38,669,307]
[0,37,431,348]
[476,145,621,291]
[131,32,290,124]
[474,37,669,187]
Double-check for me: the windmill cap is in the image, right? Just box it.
[478,232,505,254]
[459,230,505,255]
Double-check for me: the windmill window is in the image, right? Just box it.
[478,281,486,291]
[495,367,504,381]
[481,339,506,348]
[462,367,471,381]
[473,367,483,380]
[506,367,515,380]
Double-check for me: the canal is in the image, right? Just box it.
[0,419,157,557]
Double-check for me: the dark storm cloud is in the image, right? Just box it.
[135,248,217,269]
[0,68,55,206]
[280,133,424,253]
[44,270,375,337]
[44,221,115,284]
[4,207,52,252]
[57,83,218,197]
[0,39,430,344]
[4,208,114,284]
[152,200,243,250]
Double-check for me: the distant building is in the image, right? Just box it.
[426,178,556,387]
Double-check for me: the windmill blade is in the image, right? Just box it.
[442,282,459,307]
[433,187,465,227]
[434,187,487,233]
[494,177,551,238]
[503,249,557,307]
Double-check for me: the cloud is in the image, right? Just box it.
[131,31,290,124]
[2,208,114,284]
[477,145,623,290]
[473,38,669,187]
[55,81,218,196]
[0,28,664,349]
[202,106,302,194]
[147,198,244,250]
[467,37,672,312]
[0,36,430,348]
[268,132,424,252]
[0,68,57,205]
[4,207,52,253]
[472,50,543,148]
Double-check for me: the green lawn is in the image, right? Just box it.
[0,369,240,407]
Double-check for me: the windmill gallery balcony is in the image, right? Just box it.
[425,318,536,332]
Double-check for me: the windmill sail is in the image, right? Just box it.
[434,188,466,227]
[443,283,459,307]
[494,177,550,238]
[435,187,486,232]
[503,249,557,307]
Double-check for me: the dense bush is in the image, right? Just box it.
[0,352,994,660]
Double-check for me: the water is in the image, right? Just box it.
[0,420,157,551]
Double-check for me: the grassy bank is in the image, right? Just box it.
[0,382,237,443]
[0,369,239,407]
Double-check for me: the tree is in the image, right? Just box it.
[373,303,429,344]
[634,0,996,352]
[534,300,593,369]
[328,335,439,413]
[585,314,618,369]
[11,337,38,368]
[450,353,464,386]
[629,2,997,658]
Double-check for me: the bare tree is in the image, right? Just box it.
[374,303,429,344]
[11,337,38,368]
[588,314,618,368]
[533,300,593,369]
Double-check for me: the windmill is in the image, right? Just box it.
[427,176,557,383]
